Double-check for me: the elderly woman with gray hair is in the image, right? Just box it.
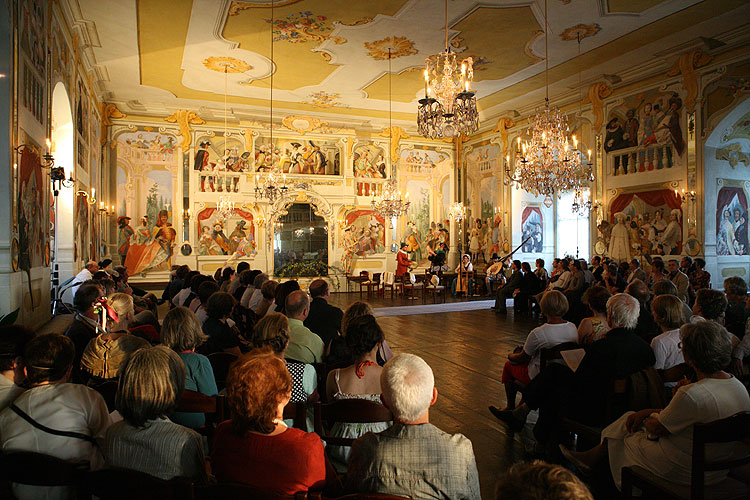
[494,294,655,445]
[561,320,750,490]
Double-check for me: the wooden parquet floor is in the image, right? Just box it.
[329,292,543,499]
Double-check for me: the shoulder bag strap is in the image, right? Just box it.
[9,403,97,445]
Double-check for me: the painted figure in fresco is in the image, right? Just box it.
[198,226,221,256]
[658,209,682,255]
[733,208,747,255]
[195,141,210,171]
[718,210,740,256]
[656,95,685,156]
[309,142,327,175]
[490,217,501,257]
[124,211,176,274]
[469,218,482,263]
[624,109,640,148]
[604,117,628,153]
[211,222,230,255]
[117,216,134,265]
[288,143,303,173]
[134,217,151,245]
[229,220,247,254]
[341,226,357,274]
[405,221,423,265]
[608,212,631,263]
[640,103,658,147]
[375,154,386,178]
[150,210,177,270]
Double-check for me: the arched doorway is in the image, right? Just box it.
[50,82,76,302]
[273,203,329,276]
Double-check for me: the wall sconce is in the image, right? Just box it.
[182,208,192,220]
[77,189,97,205]
[674,189,696,204]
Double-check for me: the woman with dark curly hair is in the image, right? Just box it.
[324,314,390,470]
[250,312,318,419]
[211,349,340,495]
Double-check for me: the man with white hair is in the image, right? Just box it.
[494,294,655,444]
[346,354,480,500]
[70,260,99,299]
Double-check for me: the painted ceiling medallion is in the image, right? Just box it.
[202,56,252,73]
[268,11,345,44]
[301,91,343,108]
[560,23,601,41]
[281,115,328,134]
[364,36,417,61]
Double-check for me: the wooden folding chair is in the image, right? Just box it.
[314,400,393,447]
[0,451,89,500]
[424,273,446,304]
[622,411,750,500]
[87,467,194,500]
[362,272,382,298]
[208,352,239,392]
[357,271,370,298]
[401,274,424,303]
[382,272,402,300]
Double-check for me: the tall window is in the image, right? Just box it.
[556,191,590,261]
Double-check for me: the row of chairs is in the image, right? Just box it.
[351,271,448,303]
[0,452,410,500]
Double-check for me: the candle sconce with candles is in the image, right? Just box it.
[76,188,97,205]
[674,188,696,204]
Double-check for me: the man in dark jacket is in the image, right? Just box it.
[493,260,523,314]
[304,279,344,347]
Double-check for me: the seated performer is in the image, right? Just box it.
[451,254,474,296]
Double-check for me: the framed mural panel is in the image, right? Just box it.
[75,186,90,263]
[343,210,386,256]
[521,206,543,253]
[716,181,749,256]
[17,143,47,271]
[403,180,430,264]
[353,142,386,196]
[608,189,683,257]
[194,134,247,193]
[196,207,257,258]
[255,136,340,175]
[399,147,450,171]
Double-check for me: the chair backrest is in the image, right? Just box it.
[660,362,695,384]
[691,411,750,500]
[0,451,87,487]
[282,402,307,430]
[539,342,580,371]
[87,467,194,500]
[208,352,239,391]
[91,379,120,412]
[195,483,321,500]
[372,272,382,284]
[314,399,393,446]
[382,272,395,285]
[359,271,369,279]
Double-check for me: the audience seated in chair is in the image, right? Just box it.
[625,279,660,343]
[240,272,268,310]
[495,460,593,500]
[652,279,693,324]
[489,291,578,415]
[0,325,33,411]
[494,294,656,444]
[211,349,340,496]
[724,276,750,339]
[667,259,690,303]
[324,314,390,470]
[285,291,325,364]
[80,293,150,384]
[274,280,301,316]
[250,312,319,427]
[194,280,219,325]
[650,295,688,388]
[65,283,106,383]
[493,260,523,314]
[691,289,739,349]
[103,345,207,482]
[560,320,750,491]
[0,334,110,500]
[305,279,344,348]
[201,292,248,356]
[577,286,611,345]
[161,306,218,428]
[514,262,541,313]
[346,353,481,500]
[255,279,279,318]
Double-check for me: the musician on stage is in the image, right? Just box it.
[485,253,506,296]
[396,242,413,278]
[451,254,474,296]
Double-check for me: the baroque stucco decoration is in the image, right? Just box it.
[666,48,712,111]
[378,126,410,164]
[100,103,127,146]
[716,143,750,169]
[164,110,206,152]
[493,117,516,157]
[587,82,613,132]
[281,115,328,134]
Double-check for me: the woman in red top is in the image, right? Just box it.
[212,348,340,496]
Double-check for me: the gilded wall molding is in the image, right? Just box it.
[493,117,516,158]
[587,82,613,133]
[99,103,127,146]
[666,48,712,111]
[378,126,410,164]
[164,110,206,152]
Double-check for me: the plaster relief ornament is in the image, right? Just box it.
[560,23,601,41]
[267,11,345,44]
[364,36,418,60]
[301,91,343,108]
[202,56,252,73]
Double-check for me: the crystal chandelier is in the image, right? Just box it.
[217,64,235,221]
[216,196,235,222]
[448,201,466,222]
[505,0,593,205]
[417,0,478,139]
[371,179,410,221]
[571,189,592,216]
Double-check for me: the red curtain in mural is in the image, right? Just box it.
[716,186,748,230]
[196,207,255,238]
[609,189,682,218]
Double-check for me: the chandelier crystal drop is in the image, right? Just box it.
[254,170,288,203]
[417,0,479,138]
[448,201,467,222]
[571,189,593,216]
[371,179,410,221]
[217,195,236,222]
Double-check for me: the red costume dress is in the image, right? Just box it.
[396,249,411,277]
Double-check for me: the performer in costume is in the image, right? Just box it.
[396,243,413,278]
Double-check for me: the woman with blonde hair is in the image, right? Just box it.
[161,306,218,428]
[650,294,687,385]
[80,293,150,383]
[251,312,318,420]
[211,349,340,495]
[104,345,206,481]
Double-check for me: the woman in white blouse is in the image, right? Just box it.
[561,320,750,490]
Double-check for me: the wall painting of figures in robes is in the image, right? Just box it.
[605,88,686,174]
[256,137,340,175]
[403,180,430,264]
[116,131,178,274]
[352,142,387,196]
[466,143,501,173]
[399,147,450,172]
[16,143,47,272]
[343,210,386,256]
[606,189,683,258]
[75,186,90,263]
[194,134,248,193]
[716,182,749,256]
[521,206,543,253]
[196,207,257,259]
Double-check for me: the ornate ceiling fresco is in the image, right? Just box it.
[76,0,749,129]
